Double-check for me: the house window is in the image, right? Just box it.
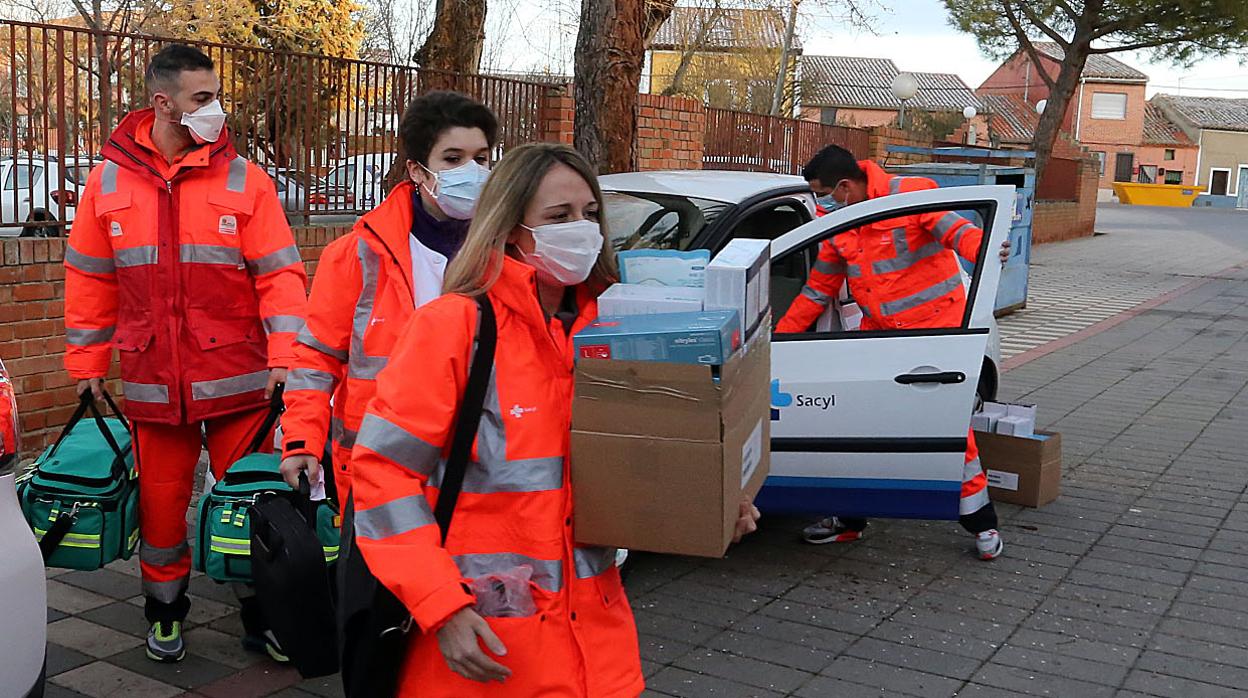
[1091,151,1107,176]
[1138,165,1158,184]
[1165,170,1183,185]
[820,108,838,125]
[1164,149,1176,161]
[1090,92,1128,120]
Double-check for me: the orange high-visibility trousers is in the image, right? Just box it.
[133,407,273,616]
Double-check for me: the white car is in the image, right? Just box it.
[0,358,47,697]
[325,152,394,212]
[1,155,99,237]
[601,171,1010,520]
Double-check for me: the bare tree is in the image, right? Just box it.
[361,0,433,65]
[660,0,725,97]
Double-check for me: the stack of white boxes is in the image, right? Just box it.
[972,401,1037,437]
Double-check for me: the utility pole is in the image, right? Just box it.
[770,0,799,116]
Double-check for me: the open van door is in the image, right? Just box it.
[756,185,1012,519]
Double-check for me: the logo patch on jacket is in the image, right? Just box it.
[109,221,123,237]
[509,404,537,419]
[218,215,238,235]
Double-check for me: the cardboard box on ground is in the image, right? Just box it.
[571,328,771,558]
[973,402,1062,507]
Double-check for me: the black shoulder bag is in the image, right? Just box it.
[340,295,497,697]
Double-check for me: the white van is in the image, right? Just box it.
[325,152,395,212]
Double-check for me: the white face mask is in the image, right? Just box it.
[420,161,489,220]
[180,99,227,144]
[520,219,603,286]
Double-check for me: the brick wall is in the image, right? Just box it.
[539,86,575,146]
[636,93,704,170]
[867,127,938,165]
[1033,156,1099,243]
[1,226,351,454]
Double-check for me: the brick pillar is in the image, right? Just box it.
[539,86,575,145]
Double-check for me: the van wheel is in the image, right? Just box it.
[20,209,60,237]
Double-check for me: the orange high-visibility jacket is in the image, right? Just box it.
[63,110,307,424]
[777,160,983,333]
[350,256,644,697]
[282,181,447,499]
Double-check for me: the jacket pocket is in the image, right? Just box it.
[112,325,152,353]
[206,189,254,238]
[187,308,260,351]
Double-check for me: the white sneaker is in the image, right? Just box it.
[976,529,1003,561]
[614,548,629,568]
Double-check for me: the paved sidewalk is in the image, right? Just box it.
[40,205,1248,697]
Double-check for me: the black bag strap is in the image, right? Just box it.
[49,391,129,465]
[38,509,76,561]
[246,382,285,455]
[432,295,497,545]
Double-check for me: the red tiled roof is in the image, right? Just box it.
[1141,102,1194,146]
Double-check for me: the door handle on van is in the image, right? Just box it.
[895,371,965,385]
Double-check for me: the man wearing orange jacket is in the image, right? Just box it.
[778,144,1005,560]
[63,45,307,663]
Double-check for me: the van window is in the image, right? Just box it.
[326,164,354,189]
[603,191,729,251]
[2,164,44,190]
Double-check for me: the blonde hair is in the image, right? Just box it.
[442,143,619,297]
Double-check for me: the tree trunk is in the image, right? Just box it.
[574,0,646,174]
[1030,45,1089,181]
[769,0,798,116]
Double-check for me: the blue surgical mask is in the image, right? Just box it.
[421,161,489,220]
[816,192,845,213]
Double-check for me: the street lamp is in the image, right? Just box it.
[1035,99,1047,115]
[963,106,978,145]
[891,72,919,129]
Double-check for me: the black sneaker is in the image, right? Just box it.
[146,621,186,663]
[242,628,289,663]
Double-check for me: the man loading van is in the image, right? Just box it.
[777,144,1006,561]
[63,44,308,663]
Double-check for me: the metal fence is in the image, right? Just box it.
[0,19,550,233]
[703,107,871,176]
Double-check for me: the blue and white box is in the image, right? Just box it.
[598,283,704,317]
[574,310,742,365]
[618,249,710,288]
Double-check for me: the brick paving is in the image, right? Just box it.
[39,204,1248,697]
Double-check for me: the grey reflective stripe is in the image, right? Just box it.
[933,212,964,239]
[181,244,243,266]
[65,246,115,274]
[952,225,972,253]
[297,325,349,362]
[813,259,846,276]
[880,274,963,316]
[331,418,358,449]
[191,370,269,401]
[800,285,831,304]
[287,367,335,394]
[847,264,863,278]
[354,494,435,539]
[428,455,565,494]
[246,245,302,276]
[889,176,912,195]
[962,457,984,483]
[574,546,616,579]
[891,227,909,255]
[226,156,248,193]
[114,246,158,267]
[872,241,944,275]
[140,541,189,567]
[143,577,189,604]
[355,412,441,476]
[348,239,389,379]
[66,326,115,346]
[453,552,564,594]
[100,161,120,195]
[263,315,305,334]
[209,538,251,554]
[960,483,991,515]
[123,381,169,404]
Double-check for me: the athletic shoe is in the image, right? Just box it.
[976,529,1004,561]
[242,628,290,663]
[802,517,865,545]
[146,621,186,663]
[614,548,629,568]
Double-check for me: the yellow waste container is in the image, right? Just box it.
[1112,182,1205,207]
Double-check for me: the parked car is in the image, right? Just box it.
[0,155,99,238]
[0,358,47,697]
[600,171,1011,520]
[324,152,394,212]
[265,167,356,218]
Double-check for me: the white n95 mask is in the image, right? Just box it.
[521,219,603,286]
[181,100,227,144]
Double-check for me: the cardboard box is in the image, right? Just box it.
[705,238,771,340]
[618,249,710,288]
[970,413,998,433]
[573,310,741,365]
[975,429,1062,507]
[598,283,704,316]
[839,301,863,331]
[995,414,1034,437]
[571,329,771,558]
